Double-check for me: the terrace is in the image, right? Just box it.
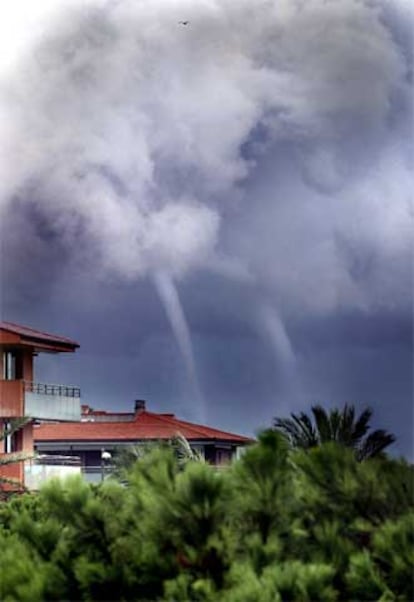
[0,380,81,421]
[24,454,82,490]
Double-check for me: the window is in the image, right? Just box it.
[2,350,22,380]
[216,448,232,465]
[3,422,20,453]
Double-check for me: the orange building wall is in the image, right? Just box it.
[22,351,34,381]
[0,381,24,417]
[0,423,33,490]
[0,457,23,489]
[21,423,33,453]
[0,326,76,490]
[0,349,33,417]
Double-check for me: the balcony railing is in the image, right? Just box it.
[24,381,81,421]
[82,465,113,484]
[0,380,81,421]
[24,381,81,398]
[25,455,82,490]
[34,454,81,466]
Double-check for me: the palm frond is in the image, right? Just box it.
[357,430,396,461]
[274,413,317,448]
[329,409,341,441]
[311,405,331,443]
[170,433,205,465]
[0,475,28,490]
[351,407,372,445]
[292,413,318,447]
[335,404,354,445]
[273,403,395,460]
[0,417,32,442]
[111,444,148,475]
[0,450,32,492]
[0,451,33,466]
[273,417,304,446]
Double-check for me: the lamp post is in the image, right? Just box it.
[100,449,112,482]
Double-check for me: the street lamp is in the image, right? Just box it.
[100,449,112,482]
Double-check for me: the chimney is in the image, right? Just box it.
[135,399,146,414]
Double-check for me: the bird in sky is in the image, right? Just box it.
[178,21,189,25]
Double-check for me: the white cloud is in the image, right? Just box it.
[0,0,410,306]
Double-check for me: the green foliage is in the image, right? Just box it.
[230,430,291,545]
[110,442,157,482]
[265,561,337,601]
[0,530,47,602]
[274,403,396,459]
[221,560,336,602]
[111,435,204,483]
[169,433,206,466]
[0,427,412,601]
[372,513,414,599]
[222,562,282,602]
[345,551,392,600]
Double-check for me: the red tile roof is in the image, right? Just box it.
[81,405,133,417]
[34,411,253,443]
[0,321,79,349]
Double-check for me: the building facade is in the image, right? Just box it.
[1,321,253,489]
[0,322,81,488]
[34,400,253,482]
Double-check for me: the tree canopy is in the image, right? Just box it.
[273,404,395,460]
[0,424,412,601]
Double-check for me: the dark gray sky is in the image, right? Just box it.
[0,0,412,456]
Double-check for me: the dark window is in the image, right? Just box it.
[2,351,22,380]
[204,445,216,464]
[216,448,232,465]
[4,422,21,453]
[84,450,102,467]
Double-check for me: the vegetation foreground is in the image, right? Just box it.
[0,431,413,601]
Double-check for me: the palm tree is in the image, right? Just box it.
[111,434,205,482]
[169,433,205,467]
[0,417,33,492]
[273,404,395,460]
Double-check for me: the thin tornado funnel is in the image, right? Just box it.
[259,303,295,367]
[257,301,303,409]
[153,271,205,421]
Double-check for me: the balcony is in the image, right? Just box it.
[0,380,81,421]
[25,381,81,421]
[25,455,81,490]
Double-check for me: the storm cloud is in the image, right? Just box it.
[0,1,412,453]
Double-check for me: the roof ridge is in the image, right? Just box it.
[135,411,207,436]
[154,413,210,435]
[151,413,209,437]
[0,321,78,345]
[151,412,249,440]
